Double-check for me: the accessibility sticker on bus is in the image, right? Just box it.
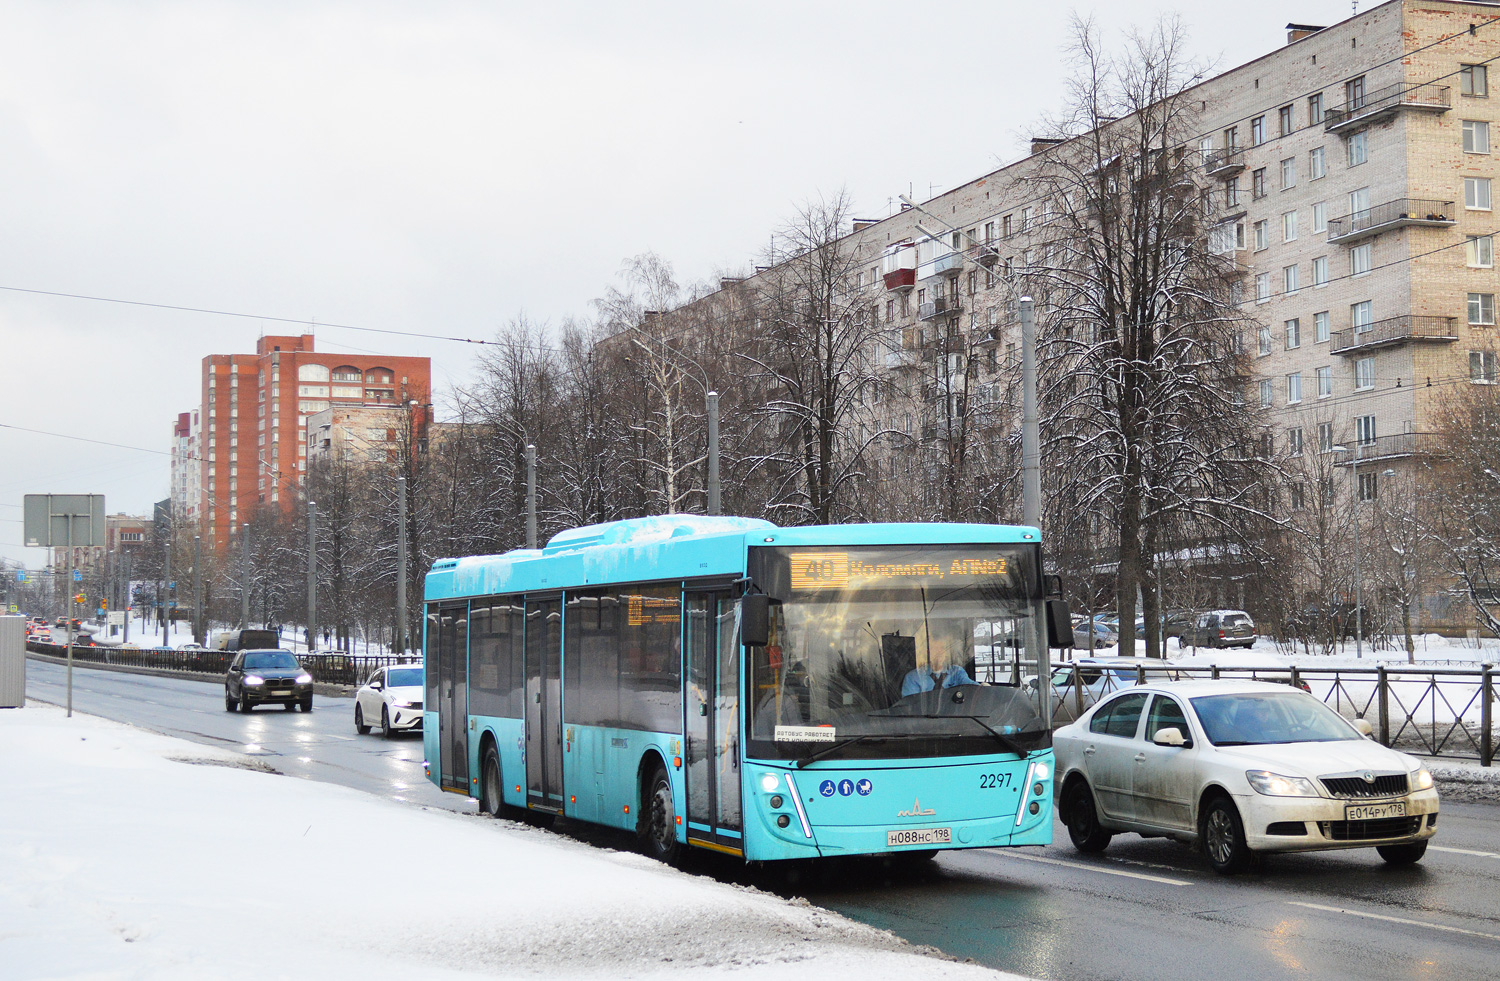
[774,725,837,743]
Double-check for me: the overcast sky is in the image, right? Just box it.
[0,0,1365,568]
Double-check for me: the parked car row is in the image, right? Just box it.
[1068,609,1260,650]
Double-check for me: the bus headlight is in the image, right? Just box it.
[760,773,780,793]
[1032,761,1050,780]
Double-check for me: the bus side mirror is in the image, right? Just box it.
[1042,574,1063,599]
[1046,598,1073,648]
[741,595,770,647]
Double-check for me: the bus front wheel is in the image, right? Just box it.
[639,762,681,865]
[480,745,526,822]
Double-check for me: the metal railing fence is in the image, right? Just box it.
[25,640,410,688]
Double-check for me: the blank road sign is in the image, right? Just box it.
[22,494,105,548]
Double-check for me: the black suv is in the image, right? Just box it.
[225,649,313,713]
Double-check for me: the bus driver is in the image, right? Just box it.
[901,634,974,696]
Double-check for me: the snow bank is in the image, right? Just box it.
[0,704,1025,980]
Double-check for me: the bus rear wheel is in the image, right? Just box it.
[639,762,681,865]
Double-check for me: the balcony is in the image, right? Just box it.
[1326,198,1456,243]
[1203,148,1246,178]
[1329,315,1457,355]
[1324,81,1450,134]
[968,244,1001,268]
[919,252,964,280]
[884,349,920,370]
[918,297,962,321]
[1333,433,1441,466]
[882,267,916,292]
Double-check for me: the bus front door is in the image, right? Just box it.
[436,603,469,792]
[684,591,743,850]
[524,597,564,811]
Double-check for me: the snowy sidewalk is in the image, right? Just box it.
[0,704,1028,980]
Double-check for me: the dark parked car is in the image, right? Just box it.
[225,649,313,713]
[1181,610,1257,649]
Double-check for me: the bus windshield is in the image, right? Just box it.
[747,544,1047,760]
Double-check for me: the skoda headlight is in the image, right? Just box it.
[1245,770,1319,797]
[243,675,265,686]
[1413,766,1434,791]
[295,673,313,685]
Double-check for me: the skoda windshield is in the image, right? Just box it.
[746,543,1049,761]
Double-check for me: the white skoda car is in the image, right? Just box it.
[354,664,425,738]
[1052,680,1438,874]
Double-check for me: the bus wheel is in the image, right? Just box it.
[480,745,527,822]
[639,762,681,864]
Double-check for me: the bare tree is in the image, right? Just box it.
[1022,15,1271,657]
[1427,372,1500,637]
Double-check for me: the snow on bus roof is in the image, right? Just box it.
[543,515,778,553]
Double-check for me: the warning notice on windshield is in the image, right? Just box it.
[774,726,838,743]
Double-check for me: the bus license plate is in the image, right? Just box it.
[1346,801,1405,821]
[887,827,952,847]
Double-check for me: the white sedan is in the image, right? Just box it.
[1053,680,1438,874]
[354,664,425,738]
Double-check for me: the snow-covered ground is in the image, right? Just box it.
[0,703,1026,980]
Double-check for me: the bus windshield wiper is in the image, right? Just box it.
[794,734,882,768]
[964,715,1027,756]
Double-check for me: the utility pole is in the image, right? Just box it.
[707,391,721,516]
[526,444,538,549]
[307,501,318,653]
[192,535,202,647]
[240,523,250,630]
[1352,441,1364,659]
[396,476,407,654]
[1019,297,1041,531]
[161,540,171,648]
[65,516,74,718]
[122,551,131,645]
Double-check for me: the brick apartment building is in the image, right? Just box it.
[177,334,431,550]
[667,0,1498,525]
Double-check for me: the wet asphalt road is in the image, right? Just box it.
[24,659,1500,981]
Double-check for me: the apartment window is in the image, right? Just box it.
[1199,136,1214,162]
[1309,146,1326,180]
[1290,482,1307,509]
[1281,157,1297,189]
[1347,130,1368,166]
[1256,273,1272,304]
[1224,125,1239,149]
[1252,167,1267,199]
[1358,471,1378,502]
[1258,324,1273,355]
[1347,76,1367,109]
[1259,380,1274,406]
[967,270,978,294]
[1251,115,1266,146]
[1317,365,1333,396]
[1355,357,1376,391]
[1287,427,1304,456]
[1308,92,1324,124]
[1318,422,1335,453]
[1285,318,1302,349]
[1283,211,1298,242]
[1464,120,1491,154]
[1254,219,1269,250]
[1312,201,1327,233]
[1313,255,1329,286]
[1350,243,1372,276]
[885,299,894,322]
[1279,105,1294,137]
[984,220,995,243]
[1002,214,1013,237]
[1352,300,1374,330]
[1469,292,1496,325]
[1287,372,1303,404]
[1021,206,1034,229]
[1356,414,1376,445]
[1468,234,1495,268]
[1465,176,1492,210]
[1461,64,1489,98]
[1284,264,1300,293]
[1225,178,1241,207]
[1349,186,1370,218]
[1471,350,1499,383]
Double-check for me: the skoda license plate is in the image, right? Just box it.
[1346,801,1405,821]
[887,827,952,847]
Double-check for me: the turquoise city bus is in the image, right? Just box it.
[422,515,1069,863]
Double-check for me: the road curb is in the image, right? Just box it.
[24,652,355,698]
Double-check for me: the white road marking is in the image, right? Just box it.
[1288,902,1500,942]
[1431,845,1500,860]
[998,850,1194,886]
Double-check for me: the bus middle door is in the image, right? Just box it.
[684,589,743,851]
[524,596,564,812]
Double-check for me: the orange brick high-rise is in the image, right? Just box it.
[196,334,431,551]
